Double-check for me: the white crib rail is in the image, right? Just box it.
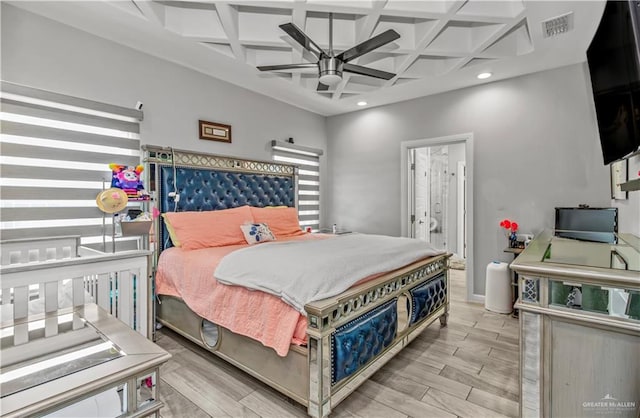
[0,250,151,340]
[0,236,80,265]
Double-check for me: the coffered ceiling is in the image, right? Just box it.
[9,1,606,116]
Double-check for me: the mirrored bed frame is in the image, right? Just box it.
[143,145,450,417]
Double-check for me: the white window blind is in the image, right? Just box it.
[0,81,143,247]
[271,140,323,232]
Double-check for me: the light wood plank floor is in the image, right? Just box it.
[155,269,520,417]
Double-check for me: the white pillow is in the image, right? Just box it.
[240,223,276,245]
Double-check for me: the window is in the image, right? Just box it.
[271,140,323,232]
[0,81,143,249]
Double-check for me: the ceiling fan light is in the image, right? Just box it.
[319,73,342,86]
[319,56,343,86]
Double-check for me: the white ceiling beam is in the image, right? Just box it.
[449,12,528,73]
[238,39,295,49]
[240,39,355,53]
[181,35,229,43]
[332,0,388,100]
[444,0,468,15]
[382,0,466,88]
[376,9,518,24]
[215,2,246,62]
[132,1,166,27]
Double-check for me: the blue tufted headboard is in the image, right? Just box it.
[143,146,297,252]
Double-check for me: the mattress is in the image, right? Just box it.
[155,234,328,356]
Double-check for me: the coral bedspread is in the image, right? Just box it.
[155,234,328,356]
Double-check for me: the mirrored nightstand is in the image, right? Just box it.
[1,304,171,417]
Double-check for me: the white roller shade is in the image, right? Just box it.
[0,81,143,247]
[272,140,323,232]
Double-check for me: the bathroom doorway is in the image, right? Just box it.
[401,133,474,301]
[408,143,465,256]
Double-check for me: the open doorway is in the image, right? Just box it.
[408,144,465,259]
[401,133,475,302]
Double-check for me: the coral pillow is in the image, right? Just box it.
[250,206,304,238]
[162,215,182,247]
[162,205,253,250]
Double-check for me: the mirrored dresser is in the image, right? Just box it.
[1,303,171,417]
[512,229,640,418]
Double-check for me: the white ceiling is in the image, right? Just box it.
[9,1,606,116]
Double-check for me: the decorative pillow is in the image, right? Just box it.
[162,214,182,247]
[249,206,304,238]
[240,223,276,245]
[162,205,254,250]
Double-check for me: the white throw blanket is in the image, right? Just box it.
[214,234,445,315]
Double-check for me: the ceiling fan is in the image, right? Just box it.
[257,13,400,91]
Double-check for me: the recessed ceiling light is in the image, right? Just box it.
[477,72,492,80]
[357,101,367,106]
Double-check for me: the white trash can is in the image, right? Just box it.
[485,261,512,314]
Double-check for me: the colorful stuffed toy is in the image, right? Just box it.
[109,164,149,200]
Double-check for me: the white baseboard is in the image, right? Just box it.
[469,293,485,304]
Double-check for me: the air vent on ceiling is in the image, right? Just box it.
[541,12,574,38]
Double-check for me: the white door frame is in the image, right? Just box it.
[457,161,466,259]
[401,133,476,302]
[408,148,416,238]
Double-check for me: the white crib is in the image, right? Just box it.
[0,236,151,340]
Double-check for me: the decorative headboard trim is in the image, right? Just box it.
[142,145,296,176]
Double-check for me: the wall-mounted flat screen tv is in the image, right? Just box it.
[587,0,640,165]
[554,207,618,243]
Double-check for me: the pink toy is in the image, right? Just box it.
[109,164,148,200]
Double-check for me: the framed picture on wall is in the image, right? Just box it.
[199,120,232,143]
[610,159,628,200]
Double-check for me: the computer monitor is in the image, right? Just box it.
[554,207,618,244]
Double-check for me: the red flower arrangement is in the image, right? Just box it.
[500,219,519,247]
[499,219,518,233]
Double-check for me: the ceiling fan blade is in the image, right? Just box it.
[343,63,396,80]
[257,63,318,72]
[337,29,400,63]
[317,82,330,91]
[279,22,326,58]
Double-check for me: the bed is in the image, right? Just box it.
[143,145,450,417]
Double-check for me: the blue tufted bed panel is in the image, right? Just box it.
[158,165,295,249]
[331,299,397,385]
[409,273,447,325]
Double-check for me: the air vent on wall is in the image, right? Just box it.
[541,12,574,38]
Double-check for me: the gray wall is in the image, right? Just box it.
[325,63,611,296]
[1,4,327,217]
[613,154,640,236]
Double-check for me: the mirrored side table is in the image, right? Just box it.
[1,303,171,417]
